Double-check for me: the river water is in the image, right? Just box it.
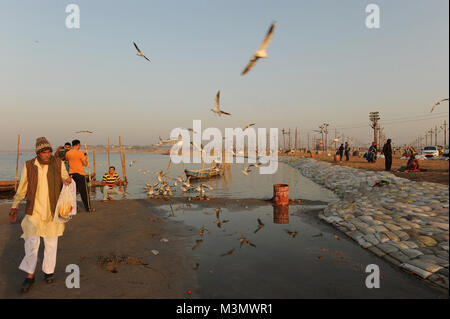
[0,153,337,202]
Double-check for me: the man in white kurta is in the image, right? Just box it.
[9,137,72,293]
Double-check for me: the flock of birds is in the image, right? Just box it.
[134,21,277,149]
[188,207,300,260]
[143,170,214,198]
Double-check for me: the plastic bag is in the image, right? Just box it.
[53,180,77,223]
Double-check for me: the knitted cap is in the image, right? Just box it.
[35,137,52,154]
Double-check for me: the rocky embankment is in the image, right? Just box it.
[283,158,449,290]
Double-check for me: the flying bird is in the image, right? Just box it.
[129,160,138,167]
[241,22,276,76]
[242,164,254,176]
[220,248,236,257]
[284,230,298,238]
[133,42,151,62]
[430,98,449,113]
[75,130,93,134]
[254,218,265,233]
[192,239,204,250]
[239,237,256,248]
[243,123,256,131]
[215,208,221,219]
[211,90,231,116]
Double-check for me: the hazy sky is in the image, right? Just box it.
[0,0,448,151]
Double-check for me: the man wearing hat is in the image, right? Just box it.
[9,137,72,293]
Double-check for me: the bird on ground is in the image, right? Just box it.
[243,123,256,131]
[285,230,298,238]
[201,183,214,191]
[179,186,188,193]
[211,90,231,116]
[241,22,276,76]
[157,170,163,183]
[75,130,93,134]
[133,42,151,61]
[182,176,192,188]
[192,239,203,250]
[430,98,449,113]
[254,218,265,233]
[220,249,236,257]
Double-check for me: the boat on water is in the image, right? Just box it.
[0,180,16,193]
[184,167,221,179]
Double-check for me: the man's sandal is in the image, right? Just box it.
[21,277,35,293]
[44,273,55,284]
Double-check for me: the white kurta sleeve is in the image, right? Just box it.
[12,165,28,209]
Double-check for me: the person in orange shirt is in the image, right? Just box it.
[65,140,94,212]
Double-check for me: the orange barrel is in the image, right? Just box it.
[334,154,339,161]
[273,184,289,205]
[310,152,315,158]
[273,205,289,224]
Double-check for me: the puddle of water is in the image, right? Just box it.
[157,203,446,299]
[0,153,337,203]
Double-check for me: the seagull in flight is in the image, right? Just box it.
[133,42,151,62]
[241,22,276,76]
[430,98,449,113]
[211,90,231,116]
[129,160,138,167]
[75,130,93,134]
[243,123,256,131]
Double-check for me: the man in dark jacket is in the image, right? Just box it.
[382,139,393,171]
[338,144,344,161]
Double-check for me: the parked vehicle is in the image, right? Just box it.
[422,146,439,158]
[443,146,449,157]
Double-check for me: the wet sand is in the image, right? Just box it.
[0,199,447,299]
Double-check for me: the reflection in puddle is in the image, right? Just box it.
[273,205,289,224]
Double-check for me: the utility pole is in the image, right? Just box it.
[441,120,448,146]
[425,133,428,146]
[369,111,380,147]
[307,132,310,150]
[435,125,438,146]
[295,127,298,151]
[323,123,329,152]
[288,128,291,151]
[428,129,434,145]
[281,129,286,152]
[334,129,338,151]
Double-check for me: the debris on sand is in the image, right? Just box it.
[97,255,149,273]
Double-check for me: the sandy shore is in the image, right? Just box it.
[0,200,200,299]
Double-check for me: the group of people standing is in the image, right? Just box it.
[337,142,351,161]
[8,136,123,294]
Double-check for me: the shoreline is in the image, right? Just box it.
[283,157,449,291]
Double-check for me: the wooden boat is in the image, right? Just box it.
[0,180,16,193]
[184,167,221,179]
